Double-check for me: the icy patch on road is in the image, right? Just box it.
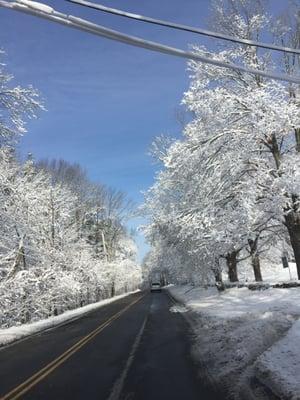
[0,290,140,348]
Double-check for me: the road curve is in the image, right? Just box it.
[0,290,220,400]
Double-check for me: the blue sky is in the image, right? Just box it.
[0,0,284,260]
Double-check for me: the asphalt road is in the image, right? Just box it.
[0,290,221,400]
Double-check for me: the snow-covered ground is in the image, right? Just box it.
[168,284,300,399]
[226,260,299,283]
[0,290,140,348]
[255,319,300,400]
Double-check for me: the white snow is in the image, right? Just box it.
[168,285,300,399]
[169,304,188,313]
[255,319,300,399]
[236,260,299,283]
[0,290,140,348]
[16,0,54,14]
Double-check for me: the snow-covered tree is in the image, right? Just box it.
[0,51,43,144]
[143,0,300,283]
[0,55,142,328]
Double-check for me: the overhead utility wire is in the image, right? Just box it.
[67,0,300,56]
[1,1,300,84]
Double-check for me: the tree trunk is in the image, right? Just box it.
[295,128,300,153]
[101,231,108,261]
[283,123,300,278]
[270,133,281,170]
[7,235,26,279]
[111,281,115,297]
[285,213,300,280]
[214,269,223,284]
[252,254,262,282]
[248,237,263,282]
[213,257,224,290]
[226,251,239,282]
[50,191,55,245]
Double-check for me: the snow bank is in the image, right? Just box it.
[167,285,300,399]
[168,285,300,318]
[0,290,140,348]
[255,319,300,399]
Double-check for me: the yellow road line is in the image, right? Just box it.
[1,294,144,400]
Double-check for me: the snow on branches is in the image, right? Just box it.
[0,152,142,328]
[0,52,44,144]
[143,0,300,285]
[0,54,141,328]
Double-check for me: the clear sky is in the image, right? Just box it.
[0,0,284,260]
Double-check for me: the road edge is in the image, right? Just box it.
[0,290,141,350]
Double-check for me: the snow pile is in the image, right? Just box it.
[168,285,300,399]
[255,319,300,399]
[0,290,140,348]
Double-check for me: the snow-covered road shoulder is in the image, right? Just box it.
[255,319,300,399]
[0,290,140,348]
[167,285,300,399]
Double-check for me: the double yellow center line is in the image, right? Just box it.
[1,294,144,400]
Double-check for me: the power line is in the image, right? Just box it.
[67,0,300,56]
[1,0,300,84]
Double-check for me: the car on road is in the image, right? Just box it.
[150,282,162,292]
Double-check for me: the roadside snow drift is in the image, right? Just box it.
[255,319,300,399]
[168,285,300,400]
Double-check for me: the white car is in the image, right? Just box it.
[150,282,162,292]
